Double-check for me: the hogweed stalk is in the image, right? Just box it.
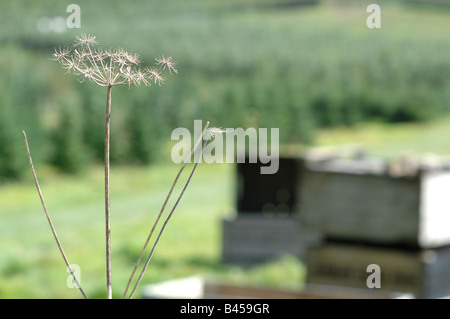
[23,131,88,299]
[122,121,210,299]
[52,34,177,298]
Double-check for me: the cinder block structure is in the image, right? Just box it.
[222,157,321,266]
[301,155,450,298]
[221,151,450,297]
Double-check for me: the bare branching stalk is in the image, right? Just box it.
[52,34,177,298]
[122,121,210,299]
[127,126,210,299]
[23,131,88,299]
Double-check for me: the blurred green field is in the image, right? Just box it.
[317,115,450,159]
[3,114,450,298]
[2,0,450,178]
[0,160,307,298]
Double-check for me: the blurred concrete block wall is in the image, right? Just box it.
[307,242,450,298]
[222,214,321,266]
[301,157,450,248]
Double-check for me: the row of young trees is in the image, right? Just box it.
[2,19,450,181]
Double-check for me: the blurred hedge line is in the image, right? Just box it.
[1,0,450,180]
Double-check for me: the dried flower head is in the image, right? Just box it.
[146,67,165,86]
[53,34,176,87]
[74,34,98,46]
[52,46,70,61]
[156,55,178,75]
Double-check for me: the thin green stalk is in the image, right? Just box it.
[128,132,209,299]
[122,121,210,299]
[122,121,209,299]
[23,131,88,299]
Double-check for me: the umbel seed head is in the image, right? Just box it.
[53,34,177,87]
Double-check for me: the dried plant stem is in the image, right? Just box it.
[105,85,112,299]
[129,127,209,299]
[122,121,210,299]
[49,35,178,299]
[22,131,88,299]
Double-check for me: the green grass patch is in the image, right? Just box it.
[0,161,305,298]
[3,116,450,298]
[315,116,450,159]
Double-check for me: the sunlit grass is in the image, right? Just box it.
[0,161,222,298]
[3,115,450,297]
[315,116,450,159]
[0,160,306,298]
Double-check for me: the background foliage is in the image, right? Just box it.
[1,0,450,179]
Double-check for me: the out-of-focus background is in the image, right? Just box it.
[1,0,450,298]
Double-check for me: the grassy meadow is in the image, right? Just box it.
[317,116,450,159]
[3,115,450,298]
[0,160,307,298]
